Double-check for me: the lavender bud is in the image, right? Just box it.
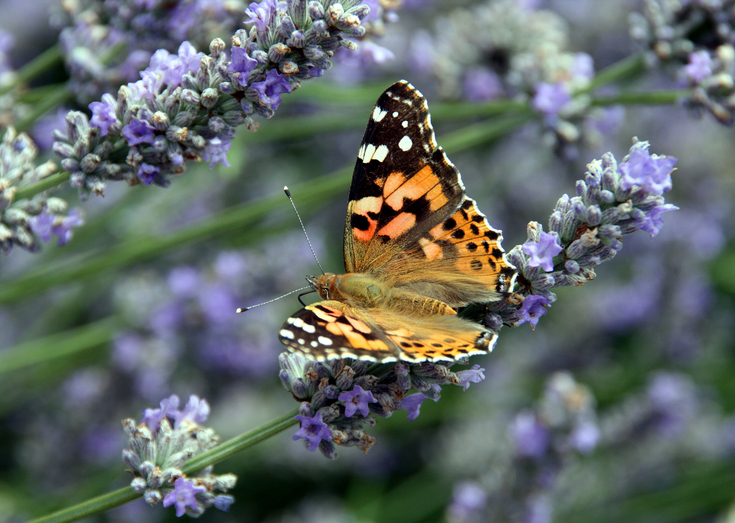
[299,401,315,417]
[201,88,219,108]
[565,259,580,273]
[533,273,556,290]
[219,82,234,94]
[566,239,586,259]
[130,477,147,493]
[290,0,308,25]
[288,30,306,48]
[312,19,328,33]
[586,205,602,226]
[268,42,290,63]
[598,223,621,240]
[348,4,371,20]
[279,14,296,37]
[308,1,324,20]
[291,378,308,399]
[144,490,163,505]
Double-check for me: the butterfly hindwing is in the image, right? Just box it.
[279,301,496,364]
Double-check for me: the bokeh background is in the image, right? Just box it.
[1,0,735,522]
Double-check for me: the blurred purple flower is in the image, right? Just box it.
[457,365,486,391]
[29,212,54,242]
[293,412,332,451]
[647,371,697,438]
[32,108,69,150]
[89,93,118,136]
[197,283,239,324]
[30,210,84,246]
[251,68,292,110]
[684,50,712,83]
[524,494,552,523]
[447,481,487,521]
[463,67,504,101]
[618,148,677,195]
[571,52,595,81]
[163,478,205,517]
[532,82,571,116]
[338,385,377,417]
[138,163,159,185]
[213,251,246,280]
[167,266,201,298]
[509,411,550,458]
[523,232,562,271]
[568,421,600,454]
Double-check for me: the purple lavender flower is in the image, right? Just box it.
[457,365,486,391]
[532,82,571,116]
[89,94,118,136]
[509,411,551,458]
[571,53,595,81]
[137,163,159,186]
[399,390,440,421]
[167,267,201,297]
[228,47,258,87]
[635,203,679,237]
[522,232,563,271]
[618,148,677,195]
[293,412,333,451]
[51,209,84,245]
[162,478,206,517]
[684,50,713,83]
[517,295,549,329]
[29,212,54,242]
[173,395,210,429]
[245,0,277,34]
[338,385,377,417]
[122,120,156,146]
[251,69,292,111]
[568,421,600,454]
[202,136,232,168]
[141,395,180,430]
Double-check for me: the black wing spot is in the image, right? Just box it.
[462,200,473,210]
[459,208,469,220]
[466,242,478,252]
[482,240,490,253]
[487,257,498,270]
[443,217,457,230]
[452,229,465,240]
[400,341,412,348]
[485,230,499,240]
[491,247,503,259]
[469,224,480,236]
[413,342,425,348]
[431,342,443,347]
[443,338,456,343]
[351,214,370,232]
[471,259,483,271]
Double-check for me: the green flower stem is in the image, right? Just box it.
[0,317,119,376]
[581,53,647,94]
[183,408,299,473]
[0,113,532,304]
[0,44,63,97]
[15,84,73,133]
[16,170,72,201]
[28,408,300,523]
[591,89,688,106]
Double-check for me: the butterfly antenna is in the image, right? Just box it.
[236,285,312,313]
[284,186,325,275]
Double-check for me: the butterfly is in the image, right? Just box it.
[278,81,517,363]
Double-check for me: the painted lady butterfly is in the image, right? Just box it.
[279,81,517,363]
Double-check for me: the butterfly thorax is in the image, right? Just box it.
[308,273,456,317]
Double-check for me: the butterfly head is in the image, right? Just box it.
[307,273,336,300]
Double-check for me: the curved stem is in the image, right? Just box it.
[0,44,63,97]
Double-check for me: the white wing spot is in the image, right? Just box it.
[373,144,389,162]
[297,338,305,345]
[302,323,316,334]
[310,340,318,347]
[398,135,413,151]
[360,143,376,163]
[402,120,408,128]
[372,105,387,122]
[291,317,304,328]
[279,329,295,339]
[318,336,333,346]
[392,111,399,117]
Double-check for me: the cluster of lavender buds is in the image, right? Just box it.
[425,0,616,155]
[52,0,375,199]
[52,0,248,104]
[446,373,599,523]
[630,0,735,124]
[122,395,237,517]
[0,127,83,253]
[279,351,486,458]
[487,139,678,329]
